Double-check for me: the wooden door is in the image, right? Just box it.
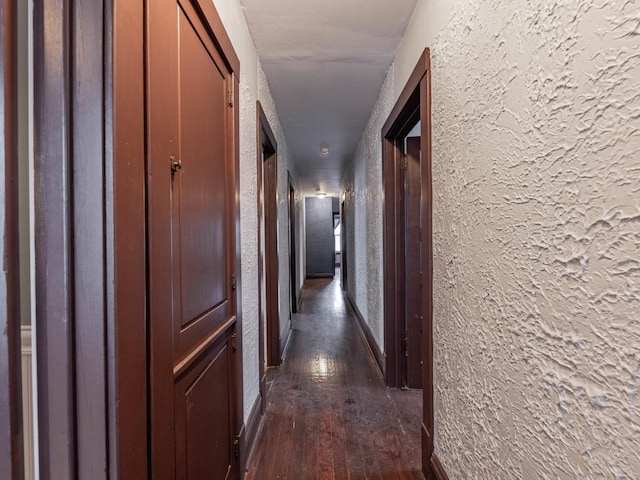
[404,137,423,388]
[147,1,239,478]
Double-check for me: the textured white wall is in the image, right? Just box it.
[344,69,394,349]
[212,0,301,424]
[238,68,261,424]
[393,0,458,99]
[258,64,304,344]
[350,0,640,477]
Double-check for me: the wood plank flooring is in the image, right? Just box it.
[245,272,423,480]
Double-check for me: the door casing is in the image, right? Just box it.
[381,48,434,478]
[0,0,24,476]
[256,101,280,371]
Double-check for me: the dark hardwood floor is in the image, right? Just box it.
[245,271,423,480]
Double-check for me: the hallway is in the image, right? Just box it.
[4,0,638,478]
[246,273,423,479]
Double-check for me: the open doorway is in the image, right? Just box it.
[304,196,337,279]
[340,200,347,290]
[334,211,341,271]
[288,173,297,314]
[401,125,423,389]
[381,48,434,476]
[257,101,280,380]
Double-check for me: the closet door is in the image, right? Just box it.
[147,1,239,478]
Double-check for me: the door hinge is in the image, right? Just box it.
[231,273,236,291]
[401,333,408,357]
[228,82,234,107]
[231,332,237,352]
[233,436,240,459]
[400,156,408,170]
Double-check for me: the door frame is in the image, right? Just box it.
[256,101,280,373]
[33,0,120,478]
[288,172,297,314]
[0,0,24,476]
[31,0,148,476]
[340,200,347,290]
[381,48,434,477]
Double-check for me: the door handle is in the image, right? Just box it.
[170,156,182,173]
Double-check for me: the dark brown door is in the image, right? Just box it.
[147,1,239,478]
[404,136,423,388]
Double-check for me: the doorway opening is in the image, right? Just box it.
[340,201,347,290]
[288,173,297,315]
[257,101,281,382]
[399,124,423,389]
[381,48,433,477]
[334,213,341,275]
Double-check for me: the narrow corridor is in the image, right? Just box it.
[246,272,423,479]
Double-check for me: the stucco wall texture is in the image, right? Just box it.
[350,0,640,477]
[258,64,304,346]
[238,70,260,425]
[344,69,394,349]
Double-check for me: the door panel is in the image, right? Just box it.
[147,0,238,478]
[175,337,232,480]
[405,136,422,389]
[175,5,231,359]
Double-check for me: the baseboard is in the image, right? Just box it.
[431,453,450,480]
[242,394,264,475]
[296,287,303,306]
[296,280,306,309]
[280,318,293,361]
[306,273,334,279]
[344,292,384,378]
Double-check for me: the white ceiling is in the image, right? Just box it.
[239,0,418,196]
